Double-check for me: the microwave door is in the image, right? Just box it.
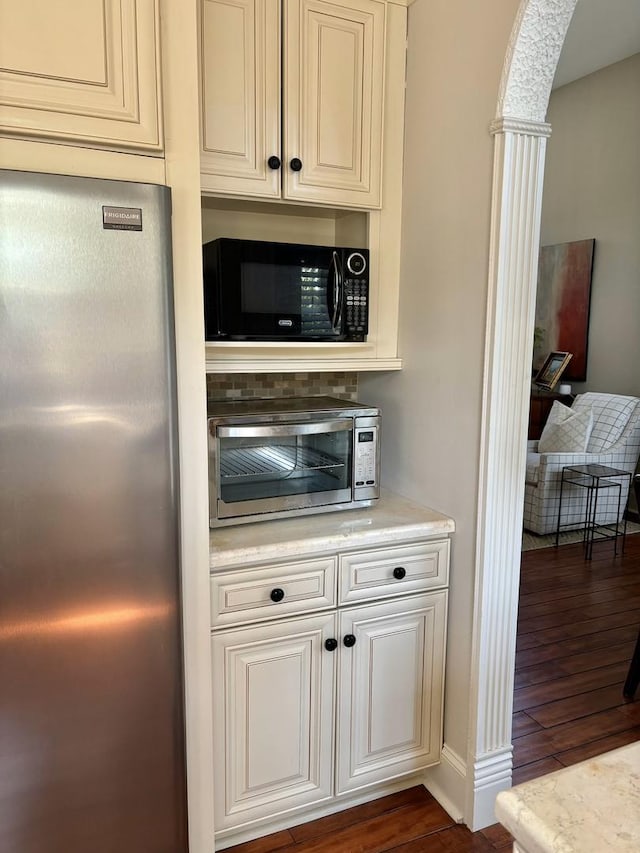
[237,260,304,338]
[215,419,354,520]
[300,249,340,339]
[223,246,332,339]
[210,239,346,340]
[213,239,303,338]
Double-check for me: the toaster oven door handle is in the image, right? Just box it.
[217,419,353,438]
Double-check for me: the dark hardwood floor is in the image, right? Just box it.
[513,531,640,784]
[225,534,640,853]
[224,786,513,853]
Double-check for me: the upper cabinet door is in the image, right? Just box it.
[200,0,281,198]
[0,0,162,152]
[284,0,385,208]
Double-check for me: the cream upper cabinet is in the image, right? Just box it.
[200,0,386,208]
[284,0,385,207]
[0,0,162,153]
[200,0,281,198]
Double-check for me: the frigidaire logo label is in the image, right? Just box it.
[278,319,293,327]
[102,206,143,231]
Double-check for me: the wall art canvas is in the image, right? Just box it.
[533,238,595,382]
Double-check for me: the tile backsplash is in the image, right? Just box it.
[206,372,358,402]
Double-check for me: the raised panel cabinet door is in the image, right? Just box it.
[284,0,385,208]
[200,0,281,197]
[0,0,162,152]
[212,612,336,831]
[336,591,447,794]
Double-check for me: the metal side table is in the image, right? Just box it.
[556,464,632,560]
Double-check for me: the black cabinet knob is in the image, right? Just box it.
[267,155,281,170]
[343,634,356,648]
[290,157,303,172]
[270,588,285,603]
[324,638,338,652]
[393,567,406,580]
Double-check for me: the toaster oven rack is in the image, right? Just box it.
[220,444,344,482]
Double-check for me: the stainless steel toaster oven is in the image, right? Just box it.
[207,396,380,527]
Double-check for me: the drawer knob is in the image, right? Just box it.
[290,157,303,172]
[393,567,407,580]
[270,588,285,603]
[324,638,338,652]
[267,155,281,170]
[343,634,356,648]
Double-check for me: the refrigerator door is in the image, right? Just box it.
[0,171,187,852]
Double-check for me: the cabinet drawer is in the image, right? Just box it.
[211,557,337,628]
[339,540,449,604]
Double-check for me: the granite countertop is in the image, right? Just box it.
[209,490,455,571]
[495,741,640,852]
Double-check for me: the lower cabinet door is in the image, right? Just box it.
[212,612,337,830]
[336,591,447,794]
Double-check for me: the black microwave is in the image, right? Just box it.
[203,238,370,342]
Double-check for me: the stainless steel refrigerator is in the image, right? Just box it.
[0,170,187,852]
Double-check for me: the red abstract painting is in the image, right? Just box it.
[534,239,595,382]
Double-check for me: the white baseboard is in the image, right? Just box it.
[467,747,513,831]
[422,744,466,824]
[423,744,514,832]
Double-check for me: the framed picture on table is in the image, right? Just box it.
[534,351,573,391]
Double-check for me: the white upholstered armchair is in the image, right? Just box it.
[523,392,640,536]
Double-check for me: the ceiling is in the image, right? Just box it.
[553,0,640,89]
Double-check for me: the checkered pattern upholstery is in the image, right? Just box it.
[523,393,640,535]
[573,393,638,452]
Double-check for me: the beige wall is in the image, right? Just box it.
[360,0,520,764]
[541,52,640,396]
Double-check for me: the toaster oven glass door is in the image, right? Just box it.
[215,419,353,519]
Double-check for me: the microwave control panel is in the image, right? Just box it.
[344,277,369,336]
[354,425,378,489]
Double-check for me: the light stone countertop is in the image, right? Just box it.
[209,489,455,571]
[495,741,640,853]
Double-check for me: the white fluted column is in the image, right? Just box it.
[466,117,550,829]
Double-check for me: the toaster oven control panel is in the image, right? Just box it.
[354,425,378,489]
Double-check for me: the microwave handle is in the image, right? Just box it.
[218,419,353,438]
[330,251,343,332]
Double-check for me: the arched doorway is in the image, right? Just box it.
[466,0,579,830]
